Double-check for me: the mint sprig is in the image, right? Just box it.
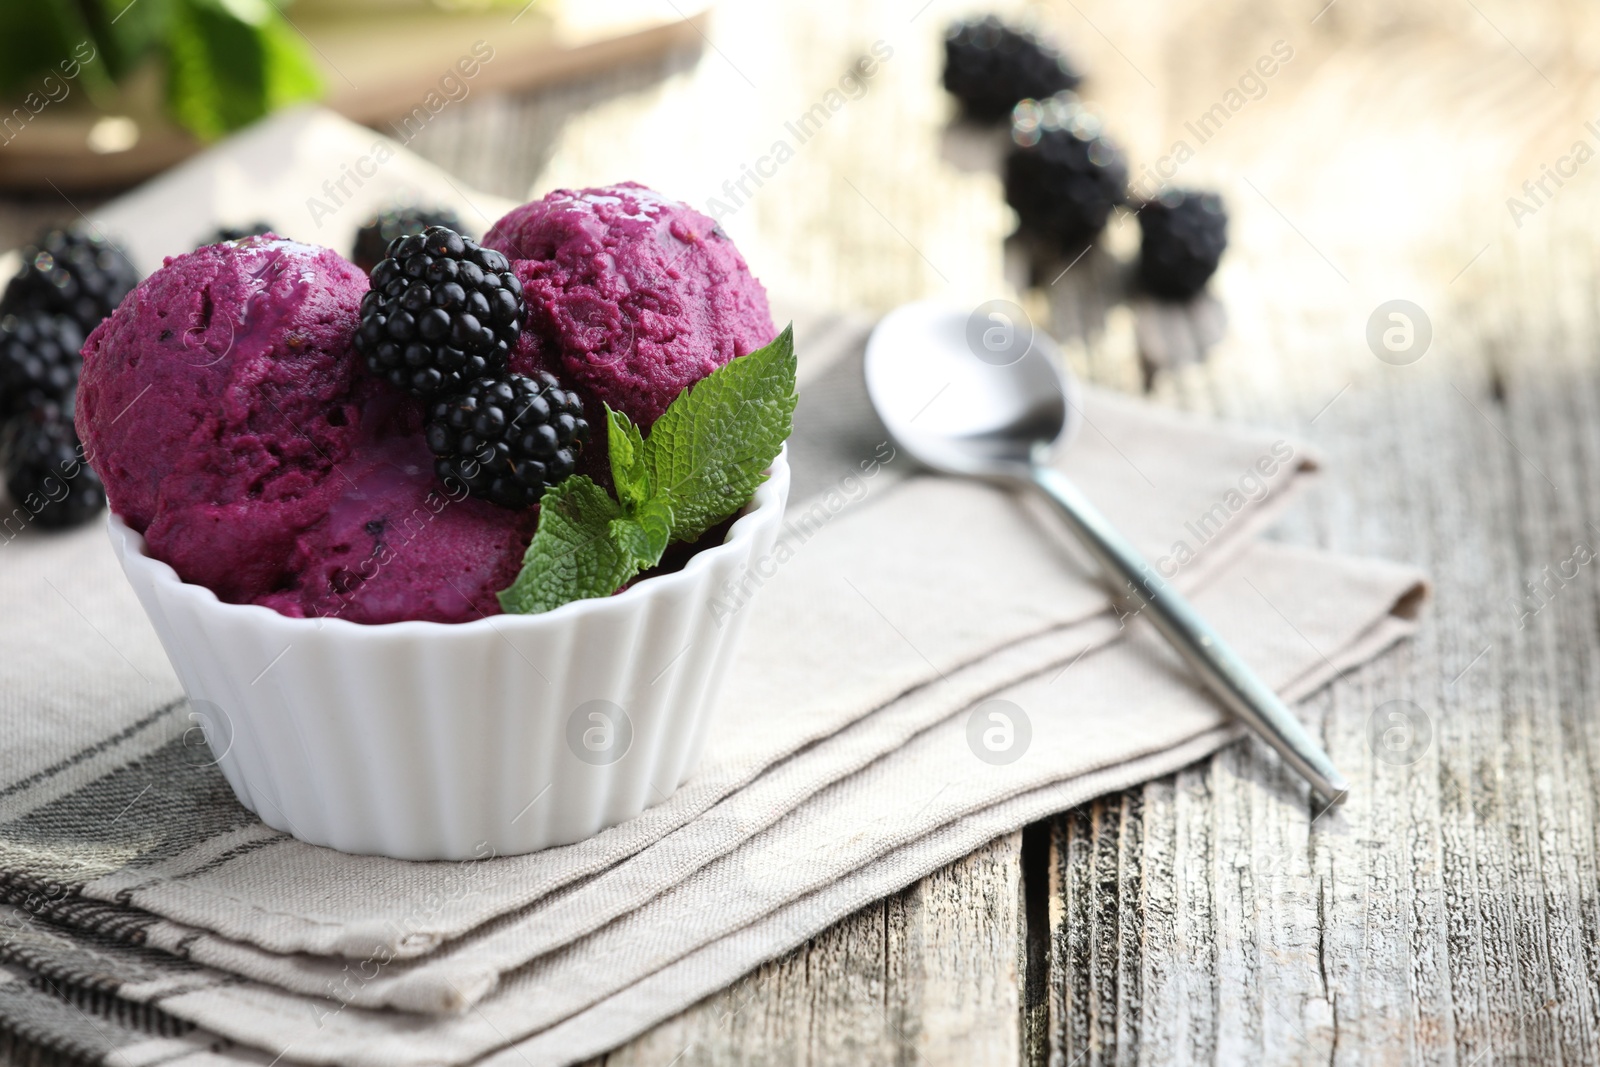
[497,324,797,615]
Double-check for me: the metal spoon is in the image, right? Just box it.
[864,301,1349,804]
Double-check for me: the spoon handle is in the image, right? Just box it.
[1029,464,1350,804]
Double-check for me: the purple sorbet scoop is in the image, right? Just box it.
[484,182,776,429]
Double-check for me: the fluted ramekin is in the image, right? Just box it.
[108,451,788,860]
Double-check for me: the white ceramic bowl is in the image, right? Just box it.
[108,452,788,859]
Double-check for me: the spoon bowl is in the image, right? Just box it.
[864,300,1350,804]
[865,301,1078,479]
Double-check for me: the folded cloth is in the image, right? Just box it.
[0,339,1426,1065]
[0,108,1429,1065]
[2,329,1321,954]
[0,541,1423,1067]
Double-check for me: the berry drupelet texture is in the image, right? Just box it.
[352,207,467,273]
[1,228,138,336]
[0,311,84,420]
[943,17,1081,123]
[426,372,589,509]
[1004,94,1128,251]
[354,226,523,399]
[1137,189,1228,300]
[3,407,105,529]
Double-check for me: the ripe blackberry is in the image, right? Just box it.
[425,373,589,509]
[3,408,105,529]
[944,17,1082,123]
[0,311,84,419]
[354,226,522,399]
[352,207,467,273]
[1004,94,1127,250]
[199,222,274,246]
[1,227,138,335]
[1137,189,1228,300]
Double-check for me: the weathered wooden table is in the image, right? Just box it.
[6,0,1599,1063]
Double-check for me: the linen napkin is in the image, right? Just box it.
[0,539,1421,1067]
[0,347,1425,1065]
[2,343,1334,989]
[0,108,1429,1065]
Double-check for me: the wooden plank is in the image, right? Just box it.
[1019,0,1600,1058]
[1037,147,1600,1067]
[590,831,1023,1067]
[304,2,713,127]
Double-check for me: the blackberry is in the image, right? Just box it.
[943,17,1081,124]
[425,373,589,509]
[1004,94,1127,250]
[3,408,105,529]
[354,226,523,399]
[0,311,84,420]
[352,207,467,273]
[1,227,138,335]
[199,222,274,246]
[1137,189,1228,300]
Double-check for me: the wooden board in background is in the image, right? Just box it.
[0,0,710,192]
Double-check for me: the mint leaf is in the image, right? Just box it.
[498,324,797,614]
[496,476,640,615]
[637,497,674,559]
[607,406,650,511]
[609,503,671,570]
[645,324,797,541]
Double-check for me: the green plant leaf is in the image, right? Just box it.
[644,324,797,542]
[164,0,320,140]
[257,3,321,111]
[0,4,111,99]
[0,0,321,134]
[496,476,643,616]
[606,405,650,511]
[498,324,796,614]
[84,0,173,85]
[609,503,671,571]
[636,497,675,562]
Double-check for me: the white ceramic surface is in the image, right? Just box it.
[108,452,789,860]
